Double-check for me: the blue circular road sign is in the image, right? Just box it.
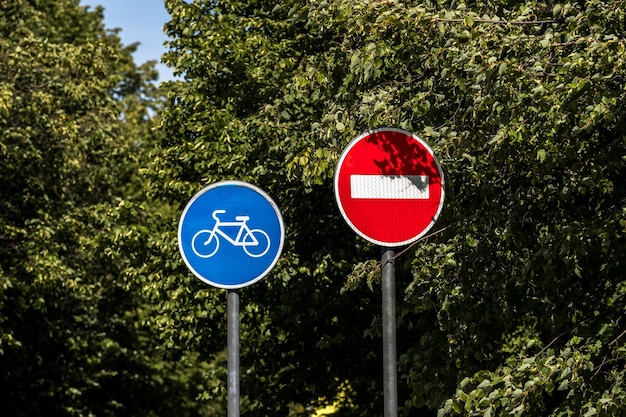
[178,181,285,289]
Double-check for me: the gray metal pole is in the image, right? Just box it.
[381,247,398,417]
[227,290,240,417]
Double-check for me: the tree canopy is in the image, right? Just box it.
[154,0,626,416]
[0,1,209,415]
[3,0,626,416]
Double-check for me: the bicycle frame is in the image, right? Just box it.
[210,210,258,247]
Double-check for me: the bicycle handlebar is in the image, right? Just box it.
[212,209,226,221]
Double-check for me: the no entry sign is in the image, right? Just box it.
[334,128,445,247]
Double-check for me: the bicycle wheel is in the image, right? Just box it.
[192,230,219,258]
[242,229,270,258]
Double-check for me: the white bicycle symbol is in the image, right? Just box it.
[191,209,271,258]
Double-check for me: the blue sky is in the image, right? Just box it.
[80,0,175,82]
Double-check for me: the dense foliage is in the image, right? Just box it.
[154,0,626,416]
[3,0,625,416]
[0,1,208,416]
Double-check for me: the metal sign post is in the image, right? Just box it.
[381,248,397,417]
[178,181,285,416]
[227,290,240,417]
[334,128,445,417]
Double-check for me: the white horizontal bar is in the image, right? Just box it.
[350,175,429,199]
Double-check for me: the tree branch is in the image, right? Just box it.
[432,17,559,26]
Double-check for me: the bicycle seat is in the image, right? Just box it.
[235,215,249,222]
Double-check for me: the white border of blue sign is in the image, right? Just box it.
[178,180,285,289]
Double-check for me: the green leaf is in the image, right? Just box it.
[477,379,491,390]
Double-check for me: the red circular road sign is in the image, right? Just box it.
[334,128,445,247]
